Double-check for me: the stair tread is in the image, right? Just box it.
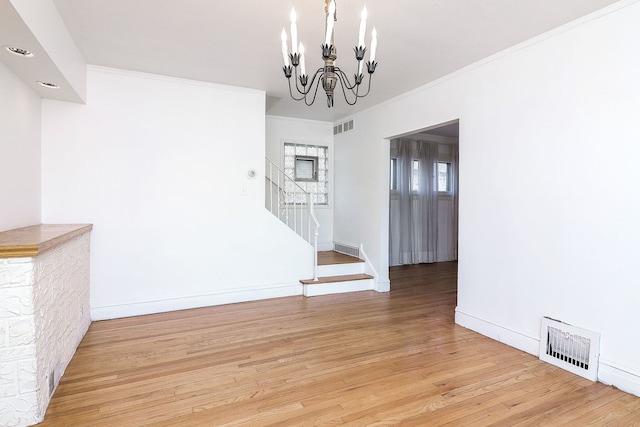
[318,251,364,266]
[300,273,374,285]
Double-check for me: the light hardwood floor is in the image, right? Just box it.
[40,262,640,426]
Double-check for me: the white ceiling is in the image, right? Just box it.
[5,0,622,122]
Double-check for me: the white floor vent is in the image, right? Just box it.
[334,242,360,259]
[539,317,600,381]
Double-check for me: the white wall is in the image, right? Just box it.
[0,62,41,232]
[334,1,640,395]
[266,115,334,250]
[41,67,313,320]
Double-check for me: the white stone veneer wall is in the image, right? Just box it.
[0,231,91,427]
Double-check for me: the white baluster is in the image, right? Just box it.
[269,161,273,215]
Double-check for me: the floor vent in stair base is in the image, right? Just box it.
[333,243,360,259]
[539,317,600,381]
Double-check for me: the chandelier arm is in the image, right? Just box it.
[360,74,373,98]
[301,68,324,96]
[334,67,358,92]
[286,69,325,103]
[287,78,309,102]
[292,67,313,96]
[291,66,303,94]
[337,67,373,99]
[304,72,325,106]
[354,73,373,98]
[335,71,359,106]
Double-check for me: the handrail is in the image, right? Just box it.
[309,193,320,282]
[265,157,320,281]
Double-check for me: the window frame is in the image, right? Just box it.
[390,157,398,191]
[294,156,318,182]
[437,161,453,195]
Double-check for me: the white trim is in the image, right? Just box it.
[599,359,640,397]
[91,283,302,320]
[374,279,390,293]
[455,308,540,356]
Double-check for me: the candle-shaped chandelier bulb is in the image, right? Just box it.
[370,27,378,62]
[324,0,336,46]
[290,8,298,55]
[281,0,379,108]
[358,7,367,48]
[281,28,289,67]
[299,43,306,77]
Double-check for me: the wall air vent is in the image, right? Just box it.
[333,120,354,135]
[539,317,600,381]
[343,119,354,132]
[334,242,360,259]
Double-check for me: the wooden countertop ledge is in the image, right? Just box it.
[0,224,93,258]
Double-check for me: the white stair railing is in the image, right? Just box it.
[265,157,319,281]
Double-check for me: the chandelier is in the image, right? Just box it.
[280,0,378,108]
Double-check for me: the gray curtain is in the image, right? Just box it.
[391,139,439,265]
[396,140,415,264]
[417,140,439,263]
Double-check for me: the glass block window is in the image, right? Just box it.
[284,143,329,205]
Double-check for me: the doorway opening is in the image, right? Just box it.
[388,121,459,276]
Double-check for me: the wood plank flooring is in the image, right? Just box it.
[40,262,640,426]
[317,251,364,265]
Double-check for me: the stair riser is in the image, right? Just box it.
[317,262,365,277]
[303,279,374,297]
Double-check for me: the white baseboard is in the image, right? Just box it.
[375,279,390,292]
[456,309,640,397]
[599,359,640,397]
[91,283,302,320]
[455,308,540,356]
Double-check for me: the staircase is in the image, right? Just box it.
[300,251,374,297]
[265,157,376,296]
[265,157,320,280]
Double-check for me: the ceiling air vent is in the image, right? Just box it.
[539,317,600,381]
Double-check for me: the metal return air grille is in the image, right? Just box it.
[539,317,600,381]
[334,242,360,259]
